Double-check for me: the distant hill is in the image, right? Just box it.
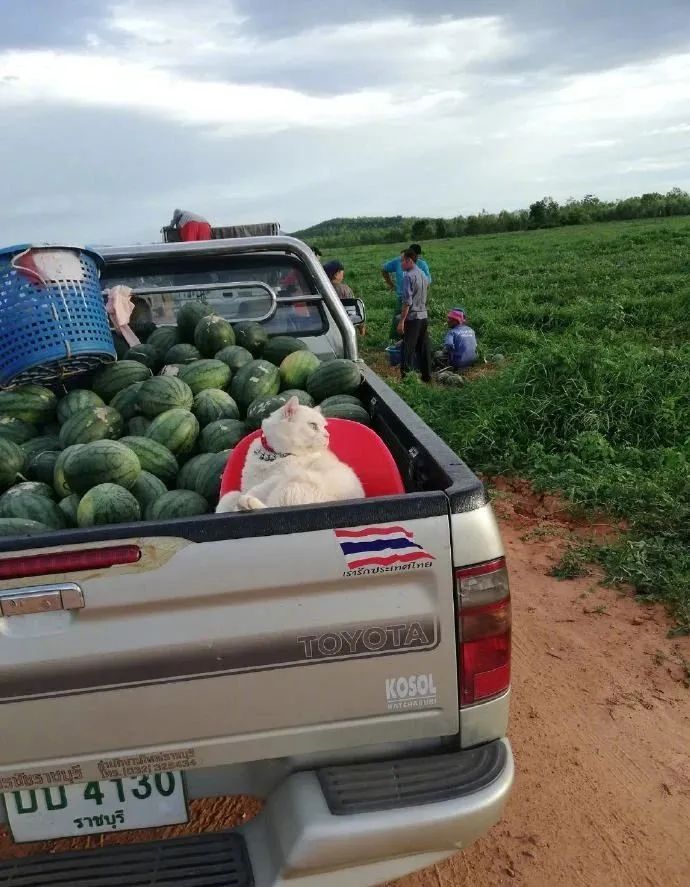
[292,216,408,240]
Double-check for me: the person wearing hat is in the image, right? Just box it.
[323,260,366,336]
[436,308,477,371]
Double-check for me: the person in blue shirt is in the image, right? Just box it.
[382,244,431,339]
[436,308,477,370]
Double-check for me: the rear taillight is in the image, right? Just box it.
[0,545,141,581]
[456,557,511,706]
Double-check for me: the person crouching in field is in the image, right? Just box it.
[323,260,366,336]
[397,250,432,382]
[435,308,478,371]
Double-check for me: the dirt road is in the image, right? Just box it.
[2,482,688,886]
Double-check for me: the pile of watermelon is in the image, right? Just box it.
[0,306,367,534]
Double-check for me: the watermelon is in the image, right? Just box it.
[146,326,180,357]
[319,394,365,409]
[119,436,179,486]
[177,301,213,342]
[59,406,123,448]
[145,490,208,521]
[306,359,362,402]
[131,471,168,513]
[41,422,61,437]
[64,440,141,495]
[138,376,194,418]
[21,435,61,459]
[145,409,199,459]
[200,419,248,453]
[177,453,217,492]
[230,360,280,410]
[165,344,201,365]
[110,383,144,422]
[77,484,141,527]
[0,385,57,426]
[215,345,253,373]
[245,395,288,430]
[26,449,61,486]
[0,439,26,491]
[0,417,38,444]
[279,351,320,390]
[192,389,240,426]
[194,315,235,357]
[54,445,84,497]
[188,452,227,505]
[92,361,152,402]
[59,494,81,527]
[0,489,68,530]
[57,389,105,425]
[320,402,371,425]
[263,336,308,366]
[125,343,161,371]
[0,518,52,536]
[7,481,56,500]
[280,389,315,407]
[128,416,151,436]
[130,320,156,342]
[233,321,268,356]
[178,360,231,395]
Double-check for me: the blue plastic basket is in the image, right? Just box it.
[386,343,418,369]
[0,244,116,388]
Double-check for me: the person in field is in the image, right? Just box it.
[323,260,366,336]
[170,209,213,242]
[382,244,431,339]
[397,249,432,382]
[435,308,478,371]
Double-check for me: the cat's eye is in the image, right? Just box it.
[309,422,319,431]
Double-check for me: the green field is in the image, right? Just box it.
[335,217,690,629]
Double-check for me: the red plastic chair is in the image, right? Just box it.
[219,418,405,500]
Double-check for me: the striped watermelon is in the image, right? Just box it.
[8,481,55,500]
[110,383,144,422]
[215,345,253,373]
[192,389,240,426]
[245,395,288,430]
[21,435,61,459]
[320,402,371,425]
[57,390,105,425]
[77,484,141,527]
[177,301,213,342]
[194,315,235,357]
[233,321,268,356]
[146,326,180,358]
[177,452,227,505]
[0,489,67,530]
[200,419,248,453]
[230,360,280,410]
[0,417,37,444]
[138,376,194,418]
[26,449,61,486]
[263,336,308,366]
[131,471,168,513]
[145,490,209,521]
[64,440,141,495]
[165,344,201,365]
[59,406,123,448]
[279,351,320,390]
[279,389,315,407]
[145,409,199,459]
[119,436,179,486]
[306,359,362,402]
[125,343,161,371]
[0,385,58,426]
[0,439,26,491]
[178,360,231,395]
[319,394,366,409]
[58,494,81,527]
[53,445,84,497]
[0,518,52,536]
[92,361,152,402]
[128,415,152,436]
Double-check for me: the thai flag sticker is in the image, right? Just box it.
[335,525,435,570]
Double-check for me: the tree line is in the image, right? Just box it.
[293,188,690,248]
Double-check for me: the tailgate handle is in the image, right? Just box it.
[0,583,84,617]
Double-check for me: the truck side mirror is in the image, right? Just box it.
[340,298,367,327]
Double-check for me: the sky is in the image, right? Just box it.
[1,0,689,244]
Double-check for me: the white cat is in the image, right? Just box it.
[216,397,365,512]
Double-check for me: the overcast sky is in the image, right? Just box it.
[1,0,689,244]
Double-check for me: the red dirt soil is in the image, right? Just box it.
[1,480,688,886]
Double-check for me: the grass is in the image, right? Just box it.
[334,217,690,630]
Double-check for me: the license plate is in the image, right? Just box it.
[4,771,188,842]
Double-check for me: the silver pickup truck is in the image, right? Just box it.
[0,236,513,886]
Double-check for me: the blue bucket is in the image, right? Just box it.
[385,344,402,367]
[0,244,116,388]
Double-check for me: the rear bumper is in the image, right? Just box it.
[1,739,513,887]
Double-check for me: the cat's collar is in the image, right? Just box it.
[258,434,292,461]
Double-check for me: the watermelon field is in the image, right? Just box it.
[335,216,690,630]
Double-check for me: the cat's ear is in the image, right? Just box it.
[314,406,323,415]
[282,396,300,418]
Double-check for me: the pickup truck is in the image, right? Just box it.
[0,235,513,886]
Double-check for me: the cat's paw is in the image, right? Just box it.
[238,494,266,511]
[216,492,241,513]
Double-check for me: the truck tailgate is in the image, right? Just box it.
[0,500,458,788]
